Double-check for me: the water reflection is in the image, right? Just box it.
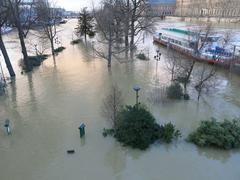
[9,79,17,105]
[197,147,231,163]
[26,72,38,112]
[80,136,86,146]
[126,148,144,160]
[104,142,126,176]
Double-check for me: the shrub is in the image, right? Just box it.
[183,94,190,100]
[176,76,189,84]
[54,46,66,54]
[19,54,48,72]
[166,83,183,99]
[29,55,48,67]
[136,53,148,60]
[71,39,82,45]
[102,104,181,150]
[102,128,115,137]
[160,123,181,143]
[188,118,240,149]
[88,31,95,37]
[114,105,158,150]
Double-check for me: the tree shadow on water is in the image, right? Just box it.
[197,147,232,163]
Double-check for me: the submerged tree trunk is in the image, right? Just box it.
[196,85,202,101]
[84,33,87,43]
[125,31,129,57]
[108,30,113,68]
[17,24,30,71]
[50,37,55,56]
[130,18,135,58]
[0,32,15,77]
[124,0,130,58]
[49,26,55,56]
[130,0,137,58]
[184,61,195,94]
[8,0,30,71]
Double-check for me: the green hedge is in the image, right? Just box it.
[166,83,183,99]
[160,123,181,143]
[54,46,66,53]
[136,53,148,60]
[114,105,158,150]
[71,39,82,45]
[104,104,181,150]
[29,55,48,67]
[188,118,240,149]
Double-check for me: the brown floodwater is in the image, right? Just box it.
[0,19,240,180]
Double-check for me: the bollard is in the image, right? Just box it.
[78,123,86,138]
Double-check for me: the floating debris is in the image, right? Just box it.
[67,150,75,154]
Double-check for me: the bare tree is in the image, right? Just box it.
[7,0,37,71]
[192,24,232,101]
[194,63,217,101]
[129,0,156,56]
[178,24,217,96]
[163,23,233,100]
[93,0,156,66]
[177,60,196,95]
[36,0,60,56]
[94,0,123,67]
[164,24,212,96]
[101,85,124,128]
[123,0,130,57]
[165,50,182,81]
[147,86,168,104]
[0,0,15,77]
[165,52,196,96]
[28,35,50,57]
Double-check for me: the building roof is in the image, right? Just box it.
[149,0,176,5]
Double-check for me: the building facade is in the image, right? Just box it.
[175,0,240,18]
[148,0,176,17]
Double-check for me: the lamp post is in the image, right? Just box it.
[154,49,161,62]
[133,85,141,107]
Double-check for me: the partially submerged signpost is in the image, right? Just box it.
[66,123,86,155]
[4,119,11,135]
[78,123,86,138]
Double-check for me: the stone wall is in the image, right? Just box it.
[175,0,240,18]
[150,4,176,16]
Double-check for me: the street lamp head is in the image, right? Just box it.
[133,85,141,92]
[154,49,161,61]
